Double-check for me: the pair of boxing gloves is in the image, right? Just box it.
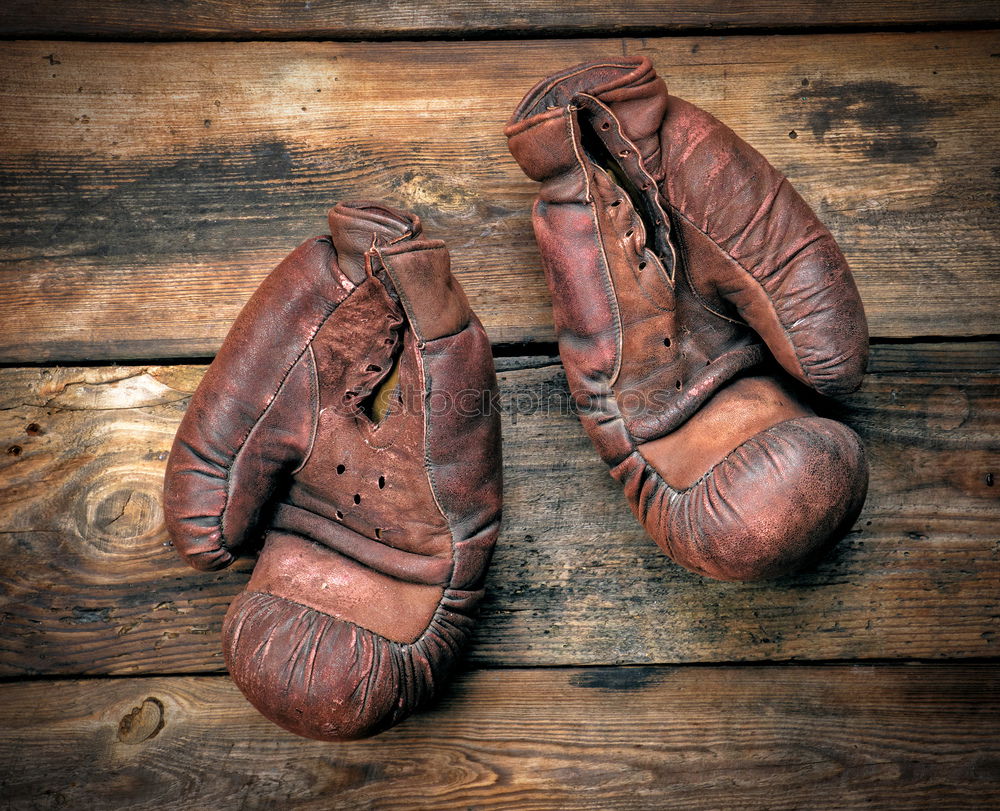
[163,57,869,741]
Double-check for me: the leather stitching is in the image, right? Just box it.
[644,415,817,495]
[668,206,812,386]
[565,108,625,387]
[218,275,351,553]
[290,344,320,476]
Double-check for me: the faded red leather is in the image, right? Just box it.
[506,57,868,581]
[163,202,502,739]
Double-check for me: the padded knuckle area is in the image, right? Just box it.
[667,417,867,580]
[222,588,478,741]
[222,591,406,740]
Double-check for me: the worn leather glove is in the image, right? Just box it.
[163,202,502,739]
[505,57,868,581]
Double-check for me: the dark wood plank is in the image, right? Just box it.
[1,32,998,362]
[1,0,996,39]
[0,665,997,810]
[1,343,997,676]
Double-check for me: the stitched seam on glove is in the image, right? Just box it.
[238,587,482,650]
[289,344,321,476]
[566,109,625,386]
[416,329,485,591]
[640,415,821,496]
[218,291,347,555]
[667,205,812,387]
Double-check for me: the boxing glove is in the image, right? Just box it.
[163,202,502,739]
[505,57,868,581]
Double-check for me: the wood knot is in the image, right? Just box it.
[76,473,166,555]
[117,697,165,744]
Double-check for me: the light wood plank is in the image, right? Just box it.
[1,32,998,361]
[1,0,996,38]
[0,665,997,810]
[1,343,996,676]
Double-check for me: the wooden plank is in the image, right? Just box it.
[0,665,997,810]
[1,32,998,362]
[1,343,997,676]
[1,0,996,39]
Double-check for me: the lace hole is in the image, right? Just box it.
[335,510,343,520]
[675,380,682,390]
[638,261,647,270]
[611,200,621,207]
[625,229,634,238]
[600,121,611,130]
[378,475,386,489]
[336,464,345,475]
[353,494,361,505]
[663,337,671,347]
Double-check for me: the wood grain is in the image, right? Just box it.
[1,32,998,362]
[1,343,996,676]
[1,0,996,39]
[0,665,997,810]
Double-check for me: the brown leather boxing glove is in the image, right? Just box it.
[163,202,502,739]
[505,57,868,581]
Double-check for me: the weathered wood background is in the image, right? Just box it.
[0,3,998,809]
[2,31,999,360]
